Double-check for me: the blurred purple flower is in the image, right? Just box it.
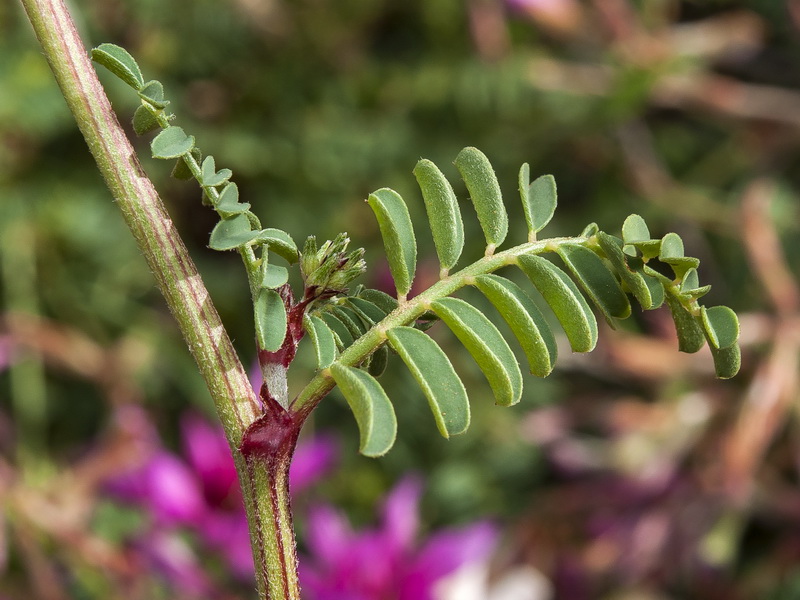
[105,412,338,582]
[504,0,581,32]
[105,412,494,598]
[133,530,213,596]
[300,477,497,600]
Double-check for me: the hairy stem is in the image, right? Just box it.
[20,1,300,597]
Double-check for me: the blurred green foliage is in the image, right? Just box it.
[4,0,800,598]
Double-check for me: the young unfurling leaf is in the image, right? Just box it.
[253,229,299,264]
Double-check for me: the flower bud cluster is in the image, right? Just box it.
[300,233,366,295]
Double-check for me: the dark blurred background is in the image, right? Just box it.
[2,0,800,598]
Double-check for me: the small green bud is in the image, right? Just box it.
[301,236,319,278]
[327,248,367,290]
[300,233,366,294]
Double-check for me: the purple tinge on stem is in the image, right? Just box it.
[300,476,497,600]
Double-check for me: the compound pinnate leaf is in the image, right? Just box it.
[330,364,397,457]
[387,326,470,438]
[596,232,658,310]
[665,294,706,353]
[255,288,287,352]
[138,80,169,109]
[209,214,260,250]
[201,156,232,187]
[305,315,337,369]
[431,297,522,406]
[151,126,195,159]
[557,243,631,323]
[519,164,557,237]
[132,105,160,135]
[367,188,416,299]
[454,147,507,250]
[517,255,598,353]
[91,43,144,90]
[252,229,299,264]
[216,183,251,215]
[701,306,739,349]
[474,274,557,377]
[413,158,464,273]
[709,342,741,379]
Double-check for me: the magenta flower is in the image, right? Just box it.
[105,411,338,583]
[300,477,497,600]
[105,411,495,598]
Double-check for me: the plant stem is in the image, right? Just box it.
[19,0,301,597]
